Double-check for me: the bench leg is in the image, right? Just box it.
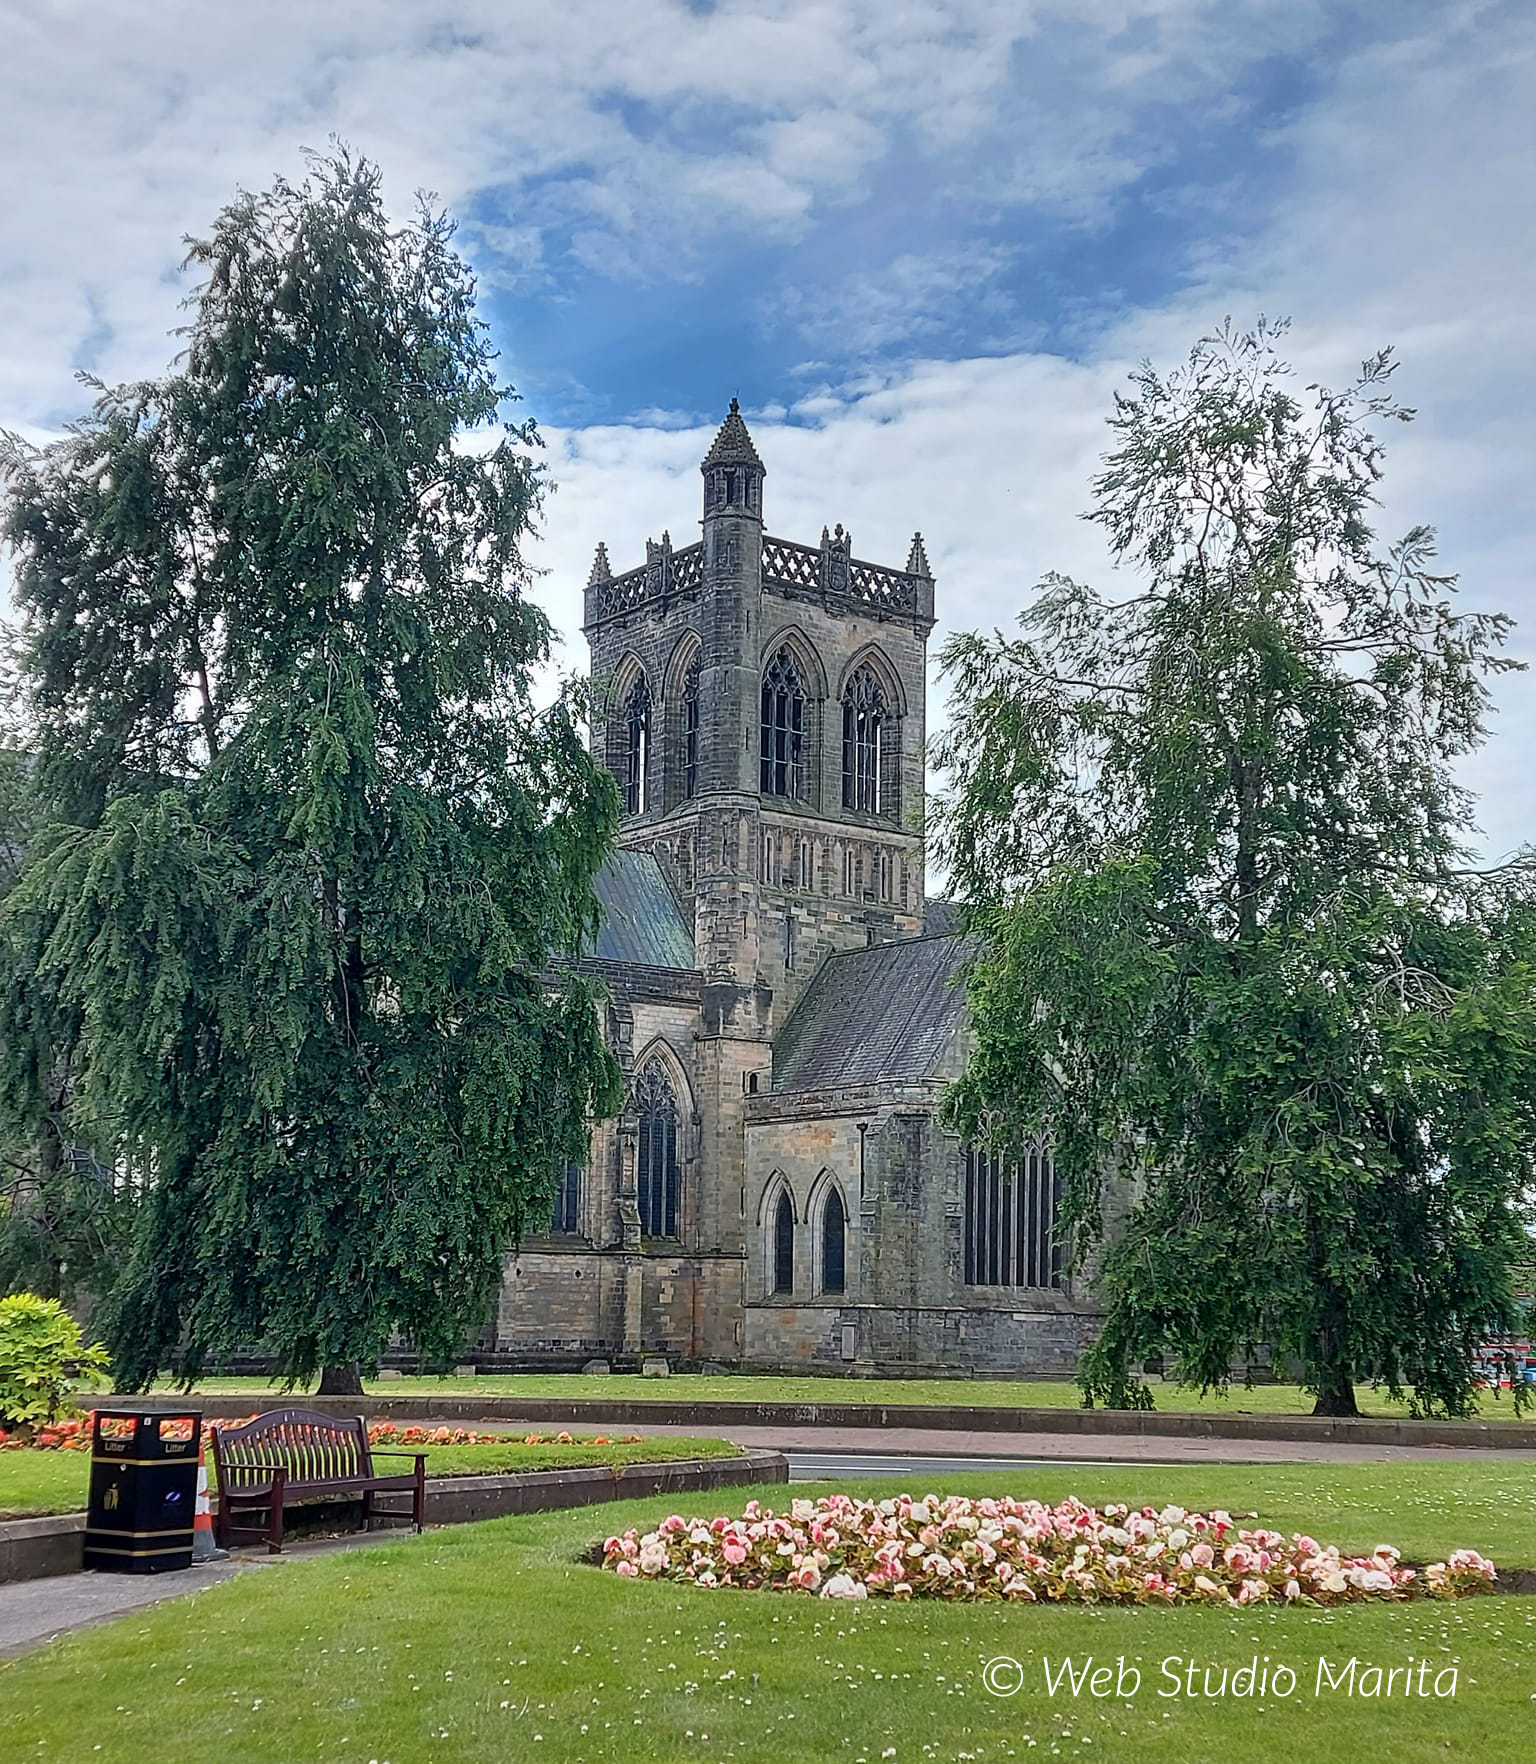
[361,1488,375,1532]
[266,1469,288,1554]
[414,1459,426,1533]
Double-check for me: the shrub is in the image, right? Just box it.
[0,1293,110,1434]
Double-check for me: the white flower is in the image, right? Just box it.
[821,1574,868,1600]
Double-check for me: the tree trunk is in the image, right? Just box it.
[317,1362,364,1397]
[1311,1367,1360,1417]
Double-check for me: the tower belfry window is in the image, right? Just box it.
[623,677,650,815]
[842,665,887,814]
[682,655,700,800]
[760,647,807,800]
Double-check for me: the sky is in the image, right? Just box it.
[2,0,1533,857]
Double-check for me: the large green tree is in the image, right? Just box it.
[0,152,619,1392]
[935,321,1536,1417]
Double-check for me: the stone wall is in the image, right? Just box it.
[742,1082,1104,1376]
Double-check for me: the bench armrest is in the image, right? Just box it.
[369,1450,429,1466]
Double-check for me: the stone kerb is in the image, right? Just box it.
[0,1449,787,1586]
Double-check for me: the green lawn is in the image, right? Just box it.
[1,1462,1532,1763]
[158,1370,1536,1420]
[0,1435,739,1519]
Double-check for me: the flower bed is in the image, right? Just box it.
[0,1414,642,1453]
[601,1492,1498,1606]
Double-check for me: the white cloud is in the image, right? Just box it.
[1,1,1531,860]
[0,0,1345,426]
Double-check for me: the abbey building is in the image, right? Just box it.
[491,401,1102,1374]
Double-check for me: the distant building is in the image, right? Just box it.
[491,402,1102,1373]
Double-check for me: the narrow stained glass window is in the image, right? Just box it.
[773,1190,794,1294]
[682,655,700,799]
[821,1187,846,1294]
[623,677,650,815]
[635,1061,679,1237]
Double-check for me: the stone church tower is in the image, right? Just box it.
[490,401,1101,1374]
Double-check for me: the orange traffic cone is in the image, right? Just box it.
[192,1437,228,1563]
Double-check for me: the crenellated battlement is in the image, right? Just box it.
[585,526,932,633]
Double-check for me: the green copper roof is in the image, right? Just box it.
[589,849,696,971]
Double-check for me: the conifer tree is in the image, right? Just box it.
[0,152,620,1391]
[935,321,1536,1417]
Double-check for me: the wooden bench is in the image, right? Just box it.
[210,1408,426,1553]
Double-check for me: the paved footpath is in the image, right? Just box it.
[0,1532,389,1660]
[479,1414,1536,1465]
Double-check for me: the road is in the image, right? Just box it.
[785,1449,1196,1481]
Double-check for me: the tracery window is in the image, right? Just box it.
[682,656,700,799]
[772,1189,795,1294]
[549,1160,582,1234]
[634,1061,680,1238]
[760,647,807,800]
[821,1187,846,1294]
[963,1142,1062,1288]
[623,676,650,815]
[841,666,887,814]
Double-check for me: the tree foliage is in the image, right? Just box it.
[0,746,132,1311]
[0,151,620,1389]
[935,320,1536,1418]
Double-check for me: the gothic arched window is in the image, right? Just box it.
[682,655,700,800]
[623,676,651,815]
[963,1141,1062,1288]
[772,1189,795,1294]
[634,1061,680,1238]
[821,1186,846,1294]
[760,647,807,800]
[842,665,887,814]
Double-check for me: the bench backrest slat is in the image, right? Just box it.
[211,1408,372,1493]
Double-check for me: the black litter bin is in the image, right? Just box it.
[83,1408,202,1573]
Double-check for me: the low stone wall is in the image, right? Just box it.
[166,1393,1536,1453]
[0,1449,785,1587]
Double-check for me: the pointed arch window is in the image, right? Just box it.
[634,1061,680,1238]
[842,665,887,814]
[760,647,807,800]
[623,677,651,815]
[821,1187,846,1294]
[772,1190,795,1294]
[682,655,701,799]
[963,1142,1062,1288]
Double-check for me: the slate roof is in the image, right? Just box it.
[772,933,971,1093]
[589,849,696,971]
[923,897,964,937]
